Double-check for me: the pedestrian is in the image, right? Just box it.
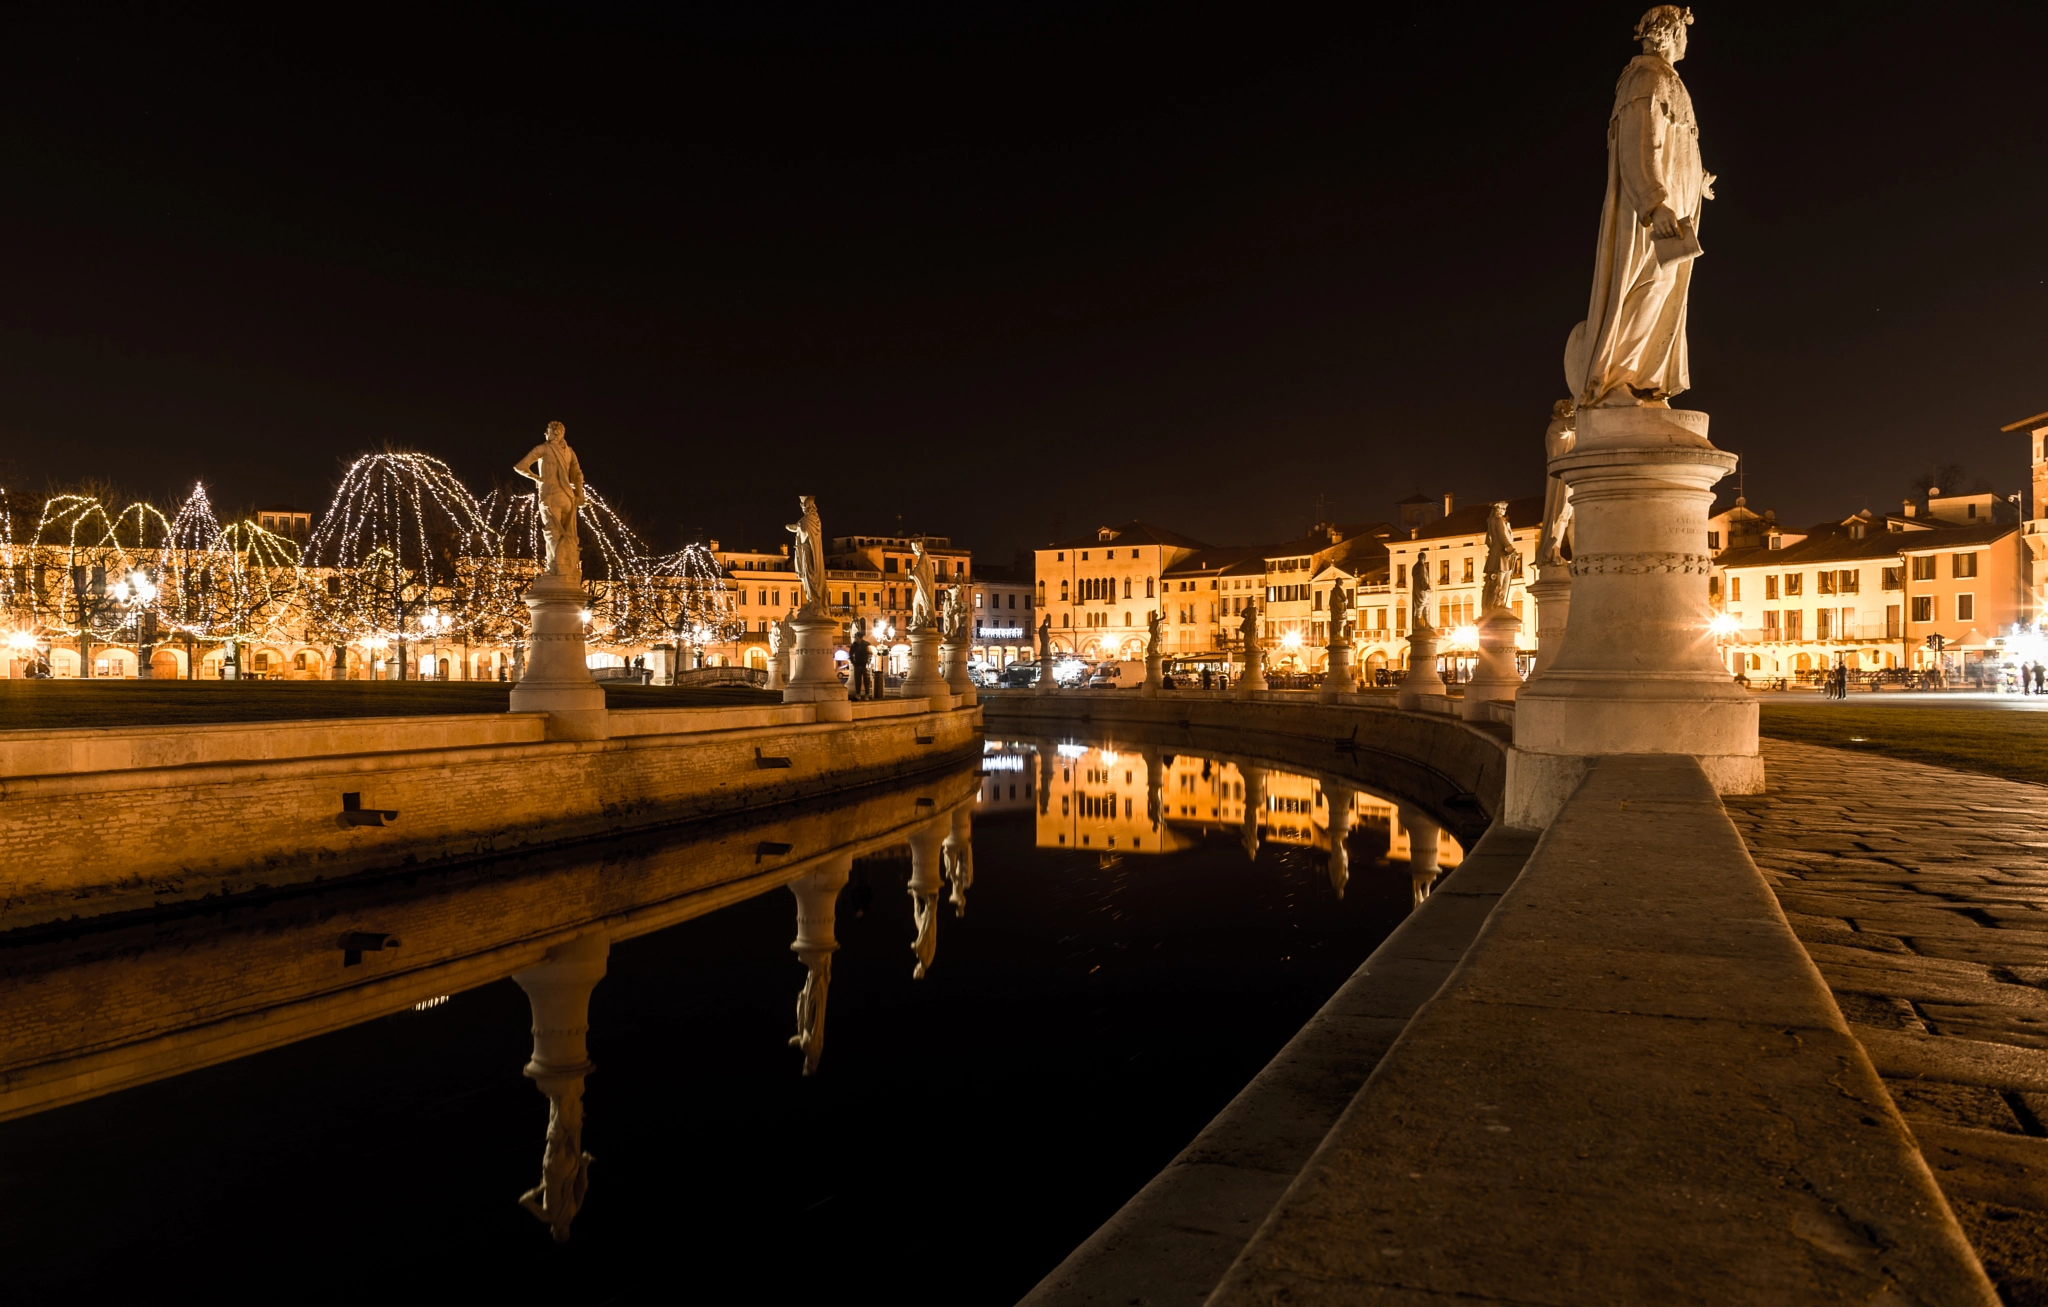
[1201,666,1212,691]
[848,620,871,701]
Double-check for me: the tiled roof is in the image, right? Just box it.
[1047,521,1210,551]
[1716,519,2019,569]
[972,562,1029,585]
[1405,495,1546,543]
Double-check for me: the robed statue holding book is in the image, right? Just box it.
[1564,6,1716,410]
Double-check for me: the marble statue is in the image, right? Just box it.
[1481,502,1524,613]
[1540,400,1578,566]
[1411,548,1434,632]
[1563,6,1715,410]
[908,542,938,629]
[773,611,795,679]
[1037,614,1051,661]
[785,496,826,616]
[512,421,586,580]
[1327,579,1353,644]
[1238,599,1258,650]
[1146,608,1163,656]
[909,886,939,978]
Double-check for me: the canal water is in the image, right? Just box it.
[0,730,1458,1303]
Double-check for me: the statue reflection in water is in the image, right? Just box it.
[944,805,974,916]
[510,932,609,1242]
[1325,782,1358,899]
[1396,803,1445,906]
[787,854,853,1077]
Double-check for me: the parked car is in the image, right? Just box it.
[998,662,1041,688]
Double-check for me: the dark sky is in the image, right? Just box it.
[2,4,2044,561]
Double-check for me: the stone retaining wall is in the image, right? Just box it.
[0,696,978,929]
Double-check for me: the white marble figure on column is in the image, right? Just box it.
[907,543,939,630]
[1146,609,1163,657]
[1481,502,1524,613]
[1563,6,1716,410]
[1411,548,1435,632]
[1327,579,1353,645]
[785,496,827,616]
[1540,400,1578,566]
[909,886,939,978]
[513,421,586,581]
[1238,600,1258,655]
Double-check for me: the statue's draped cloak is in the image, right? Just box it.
[1564,54,1708,407]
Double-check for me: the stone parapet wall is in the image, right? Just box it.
[0,696,980,929]
[0,713,547,779]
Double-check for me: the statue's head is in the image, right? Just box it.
[1492,500,1510,516]
[545,421,566,442]
[1551,398,1576,421]
[799,494,815,514]
[1634,5,1691,59]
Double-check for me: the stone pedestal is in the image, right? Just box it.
[509,573,609,741]
[1036,635,1056,695]
[943,805,974,915]
[939,634,976,705]
[765,632,787,692]
[1398,805,1443,907]
[1325,782,1356,899]
[1319,641,1356,702]
[899,623,949,701]
[781,611,851,721]
[1511,407,1758,810]
[787,853,852,1078]
[1460,609,1524,721]
[1236,640,1267,699]
[906,819,946,978]
[511,931,609,1243]
[1239,765,1266,861]
[1396,627,1448,711]
[1527,565,1572,680]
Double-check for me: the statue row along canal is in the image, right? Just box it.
[0,731,1459,1302]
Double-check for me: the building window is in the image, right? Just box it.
[1396,564,1406,587]
[1081,551,1089,561]
[1461,559,1474,583]
[1839,570,1859,594]
[1783,610,1803,640]
[1730,576,1742,601]
[1911,595,1935,623]
[1886,604,1901,638]
[1765,576,1778,600]
[1057,552,1064,562]
[1783,573,1803,596]
[1957,593,1975,621]
[1145,577,1155,598]
[1817,571,1836,596]
[1881,567,1902,591]
[1816,609,1833,639]
[1911,556,1936,581]
[1123,578,1132,599]
[1953,552,1978,578]
[1708,531,1720,549]
[1439,560,1451,584]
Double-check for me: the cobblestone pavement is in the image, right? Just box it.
[1728,738,2048,1305]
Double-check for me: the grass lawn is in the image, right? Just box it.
[0,679,781,732]
[1758,701,2048,786]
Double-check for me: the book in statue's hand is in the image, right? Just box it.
[1653,218,1702,268]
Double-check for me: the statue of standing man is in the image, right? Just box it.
[908,541,938,630]
[1563,7,1716,410]
[1481,502,1523,613]
[513,421,586,581]
[1411,548,1435,633]
[786,496,826,616]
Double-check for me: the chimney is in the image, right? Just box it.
[1902,501,1915,518]
[709,539,721,551]
[1442,492,1455,517]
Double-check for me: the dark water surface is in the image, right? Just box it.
[0,733,1453,1304]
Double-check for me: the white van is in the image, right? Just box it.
[1084,661,1144,690]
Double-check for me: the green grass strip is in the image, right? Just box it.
[1759,702,2048,786]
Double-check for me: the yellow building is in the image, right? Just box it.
[1034,522,1206,661]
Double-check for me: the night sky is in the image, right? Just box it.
[2,5,2043,561]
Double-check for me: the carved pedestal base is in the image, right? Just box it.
[900,624,949,701]
[1396,628,1448,710]
[1527,566,1572,681]
[1460,610,1524,721]
[1236,643,1267,699]
[1142,646,1163,698]
[1325,782,1356,898]
[1320,641,1356,702]
[939,635,976,705]
[782,612,851,722]
[1512,407,1758,821]
[509,573,608,741]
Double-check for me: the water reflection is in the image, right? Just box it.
[988,738,1463,895]
[0,729,1465,1287]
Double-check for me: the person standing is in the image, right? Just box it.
[848,619,872,701]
